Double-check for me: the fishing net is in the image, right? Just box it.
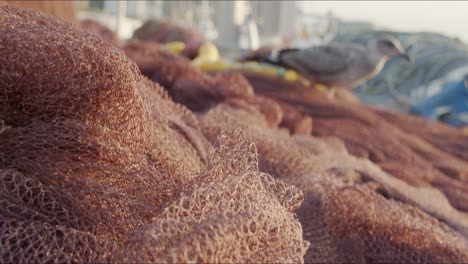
[0,0,76,22]
[80,19,120,47]
[132,19,206,59]
[200,102,468,263]
[124,40,255,112]
[0,7,307,263]
[132,20,205,45]
[245,72,468,213]
[124,26,468,262]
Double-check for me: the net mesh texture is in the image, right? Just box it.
[0,7,307,263]
[123,26,468,263]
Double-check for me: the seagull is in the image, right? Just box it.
[265,35,411,96]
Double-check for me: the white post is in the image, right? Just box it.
[279,1,297,40]
[116,0,126,39]
[216,1,237,49]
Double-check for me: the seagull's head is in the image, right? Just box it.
[372,35,411,62]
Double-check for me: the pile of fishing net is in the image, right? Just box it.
[245,73,468,213]
[0,7,307,263]
[127,27,468,263]
[0,0,76,22]
[2,6,468,263]
[199,99,468,263]
[132,20,206,59]
[80,19,120,47]
[123,40,312,134]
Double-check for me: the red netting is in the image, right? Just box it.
[123,32,468,262]
[200,102,468,263]
[0,7,307,263]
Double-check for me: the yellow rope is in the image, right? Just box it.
[164,41,186,54]
[165,42,328,93]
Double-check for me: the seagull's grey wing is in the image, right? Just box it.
[279,45,363,75]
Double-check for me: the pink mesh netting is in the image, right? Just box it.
[122,28,468,263]
[200,102,468,263]
[0,6,307,263]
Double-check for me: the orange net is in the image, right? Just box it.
[124,23,468,263]
[200,102,468,263]
[0,7,307,263]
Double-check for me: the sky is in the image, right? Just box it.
[301,1,468,42]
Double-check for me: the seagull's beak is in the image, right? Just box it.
[399,53,411,62]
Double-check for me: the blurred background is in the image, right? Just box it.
[2,0,467,127]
